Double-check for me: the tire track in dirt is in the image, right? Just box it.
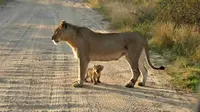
[0,2,37,68]
[0,9,46,112]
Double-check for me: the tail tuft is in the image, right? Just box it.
[159,66,165,70]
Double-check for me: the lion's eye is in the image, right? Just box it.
[55,31,59,35]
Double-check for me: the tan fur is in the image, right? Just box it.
[85,65,104,85]
[51,20,165,88]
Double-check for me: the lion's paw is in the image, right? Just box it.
[138,82,145,86]
[125,81,134,88]
[72,81,83,88]
[93,82,97,85]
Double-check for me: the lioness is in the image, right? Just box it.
[51,20,165,88]
[85,64,104,85]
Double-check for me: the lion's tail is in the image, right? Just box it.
[144,40,165,70]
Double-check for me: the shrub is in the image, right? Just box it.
[167,57,200,91]
[156,0,200,26]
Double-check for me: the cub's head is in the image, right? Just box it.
[93,65,104,74]
[51,20,74,45]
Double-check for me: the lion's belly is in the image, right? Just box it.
[89,51,125,61]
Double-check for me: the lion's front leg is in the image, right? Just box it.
[72,58,89,88]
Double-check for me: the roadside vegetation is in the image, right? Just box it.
[0,0,5,4]
[85,0,200,92]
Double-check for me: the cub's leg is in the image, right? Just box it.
[92,74,97,85]
[85,75,89,83]
[97,73,101,83]
[90,76,93,83]
[138,50,148,86]
[72,58,89,88]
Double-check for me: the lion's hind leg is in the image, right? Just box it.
[138,51,148,86]
[138,61,148,86]
[125,53,141,88]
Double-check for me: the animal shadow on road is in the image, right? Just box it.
[84,83,195,110]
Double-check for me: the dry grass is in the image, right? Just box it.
[86,0,157,31]
[151,22,200,91]
[193,45,200,61]
[84,0,101,8]
[103,1,137,29]
[151,22,175,47]
[151,22,200,61]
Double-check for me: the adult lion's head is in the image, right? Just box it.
[51,20,76,45]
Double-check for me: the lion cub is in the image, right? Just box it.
[85,65,104,85]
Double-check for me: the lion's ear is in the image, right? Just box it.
[59,20,66,28]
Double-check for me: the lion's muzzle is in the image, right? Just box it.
[51,39,58,45]
[52,40,57,45]
[51,37,59,45]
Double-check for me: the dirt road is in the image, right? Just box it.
[0,0,197,111]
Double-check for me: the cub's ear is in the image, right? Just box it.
[61,20,65,24]
[100,65,104,70]
[59,20,67,28]
[93,65,97,68]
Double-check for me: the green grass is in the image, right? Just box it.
[166,57,200,91]
[0,0,5,4]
